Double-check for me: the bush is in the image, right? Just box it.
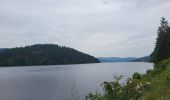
[165,73,170,85]
[86,93,103,100]
[86,76,151,100]
[146,69,153,74]
[133,72,142,79]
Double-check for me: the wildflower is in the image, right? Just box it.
[145,82,151,85]
[129,80,132,83]
[135,84,140,90]
[139,83,143,87]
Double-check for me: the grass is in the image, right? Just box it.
[139,58,170,100]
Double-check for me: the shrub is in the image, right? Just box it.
[86,76,151,100]
[133,72,142,79]
[146,69,153,74]
[86,93,103,100]
[165,73,170,85]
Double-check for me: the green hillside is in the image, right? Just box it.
[0,44,99,66]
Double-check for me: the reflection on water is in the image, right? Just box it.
[0,62,153,100]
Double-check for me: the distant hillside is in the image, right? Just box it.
[97,57,137,62]
[0,44,99,66]
[132,56,150,62]
[0,48,7,52]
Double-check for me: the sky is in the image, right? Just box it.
[0,0,170,57]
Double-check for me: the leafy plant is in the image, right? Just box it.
[132,72,142,79]
[86,76,151,100]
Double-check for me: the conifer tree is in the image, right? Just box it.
[151,17,170,63]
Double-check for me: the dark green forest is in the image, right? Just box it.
[0,44,99,66]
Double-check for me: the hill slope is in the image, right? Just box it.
[97,57,137,62]
[132,56,150,62]
[0,44,99,66]
[0,48,7,52]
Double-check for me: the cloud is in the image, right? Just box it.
[0,0,170,57]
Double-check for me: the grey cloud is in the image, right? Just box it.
[0,0,170,57]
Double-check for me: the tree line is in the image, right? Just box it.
[0,44,99,66]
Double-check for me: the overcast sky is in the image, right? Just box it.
[0,0,170,57]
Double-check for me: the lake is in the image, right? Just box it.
[0,62,153,100]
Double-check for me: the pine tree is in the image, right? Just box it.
[151,17,170,63]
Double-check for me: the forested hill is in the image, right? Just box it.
[97,57,137,62]
[0,44,99,66]
[132,56,150,62]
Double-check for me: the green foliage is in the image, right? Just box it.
[0,44,99,66]
[86,76,124,100]
[86,93,103,100]
[132,72,142,79]
[146,69,153,74]
[87,58,170,100]
[141,58,170,100]
[101,76,124,100]
[165,73,170,85]
[151,17,170,63]
[86,76,151,100]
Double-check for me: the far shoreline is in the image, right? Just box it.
[0,62,153,68]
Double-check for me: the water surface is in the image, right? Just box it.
[0,62,153,100]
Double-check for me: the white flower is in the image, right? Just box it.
[139,83,143,86]
[145,81,151,85]
[129,81,132,83]
[135,84,140,90]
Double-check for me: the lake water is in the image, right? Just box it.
[0,62,153,100]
